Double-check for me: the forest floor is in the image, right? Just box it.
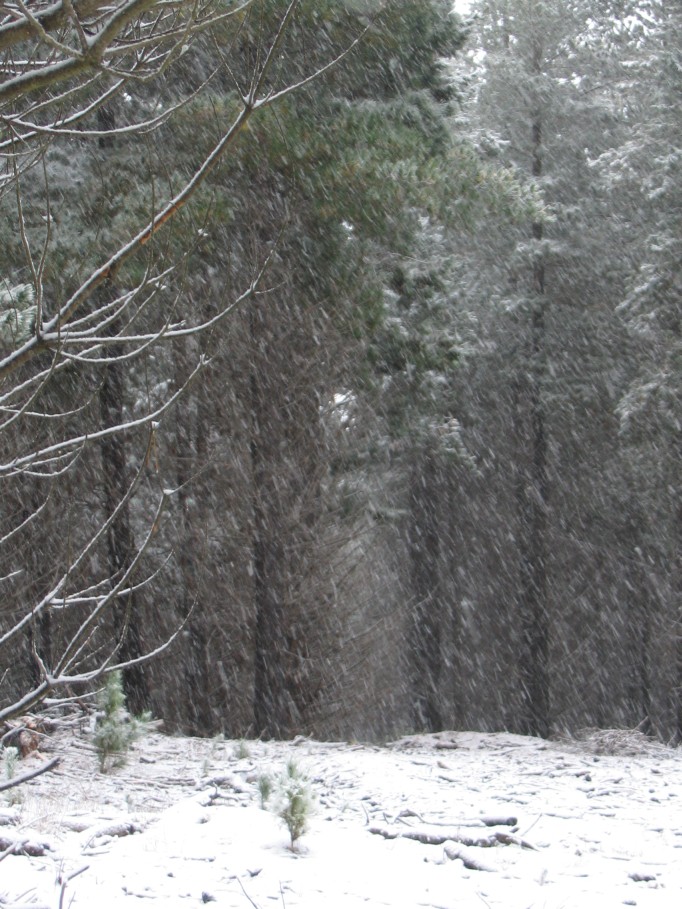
[1,724,681,908]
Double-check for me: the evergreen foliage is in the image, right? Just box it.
[1,745,18,782]
[0,283,36,347]
[257,772,274,809]
[93,672,151,773]
[1,745,20,806]
[273,760,314,849]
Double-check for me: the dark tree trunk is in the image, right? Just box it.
[252,447,296,737]
[99,346,149,714]
[515,359,550,738]
[249,299,324,738]
[94,103,148,713]
[408,445,444,732]
[517,111,551,739]
[621,511,653,734]
[672,473,682,744]
[172,338,214,734]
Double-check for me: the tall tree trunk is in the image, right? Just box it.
[408,444,444,732]
[622,509,653,734]
[93,104,148,713]
[171,337,214,734]
[517,111,551,739]
[250,331,289,736]
[99,343,149,714]
[250,299,324,738]
[672,441,682,743]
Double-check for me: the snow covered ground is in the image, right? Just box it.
[2,728,681,908]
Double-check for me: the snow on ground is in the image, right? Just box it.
[1,727,681,908]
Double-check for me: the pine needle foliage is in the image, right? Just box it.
[274,759,314,849]
[257,772,273,808]
[93,671,151,773]
[1,745,20,806]
[0,282,36,347]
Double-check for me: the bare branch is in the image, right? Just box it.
[0,0,255,100]
[0,0,374,729]
[0,755,61,792]
[0,355,206,472]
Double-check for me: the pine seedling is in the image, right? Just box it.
[2,745,19,780]
[2,746,21,806]
[93,671,151,772]
[201,733,225,776]
[233,739,251,760]
[257,772,273,808]
[274,759,314,849]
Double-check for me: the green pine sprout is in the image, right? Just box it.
[93,671,152,773]
[233,740,251,760]
[257,772,273,808]
[274,759,314,849]
[2,745,19,780]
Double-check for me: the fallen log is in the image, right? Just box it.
[83,821,143,849]
[0,835,52,857]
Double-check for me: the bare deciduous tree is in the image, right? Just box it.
[0,0,363,722]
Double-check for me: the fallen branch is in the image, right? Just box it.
[0,840,17,862]
[481,815,518,827]
[369,824,537,850]
[0,904,53,909]
[0,755,61,792]
[444,844,495,872]
[83,820,143,849]
[1,715,47,755]
[424,815,518,829]
[492,831,537,849]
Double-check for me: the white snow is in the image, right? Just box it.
[2,729,681,908]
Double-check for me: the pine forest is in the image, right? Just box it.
[1,0,680,745]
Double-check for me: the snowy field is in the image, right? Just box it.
[2,728,681,909]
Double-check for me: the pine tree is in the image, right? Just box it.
[598,0,682,739]
[433,0,645,736]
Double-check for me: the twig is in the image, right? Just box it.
[58,863,89,909]
[237,876,262,909]
[520,814,542,838]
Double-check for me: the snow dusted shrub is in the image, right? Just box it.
[93,671,151,772]
[233,740,251,760]
[273,760,314,849]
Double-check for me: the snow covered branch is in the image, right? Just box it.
[0,0,374,724]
